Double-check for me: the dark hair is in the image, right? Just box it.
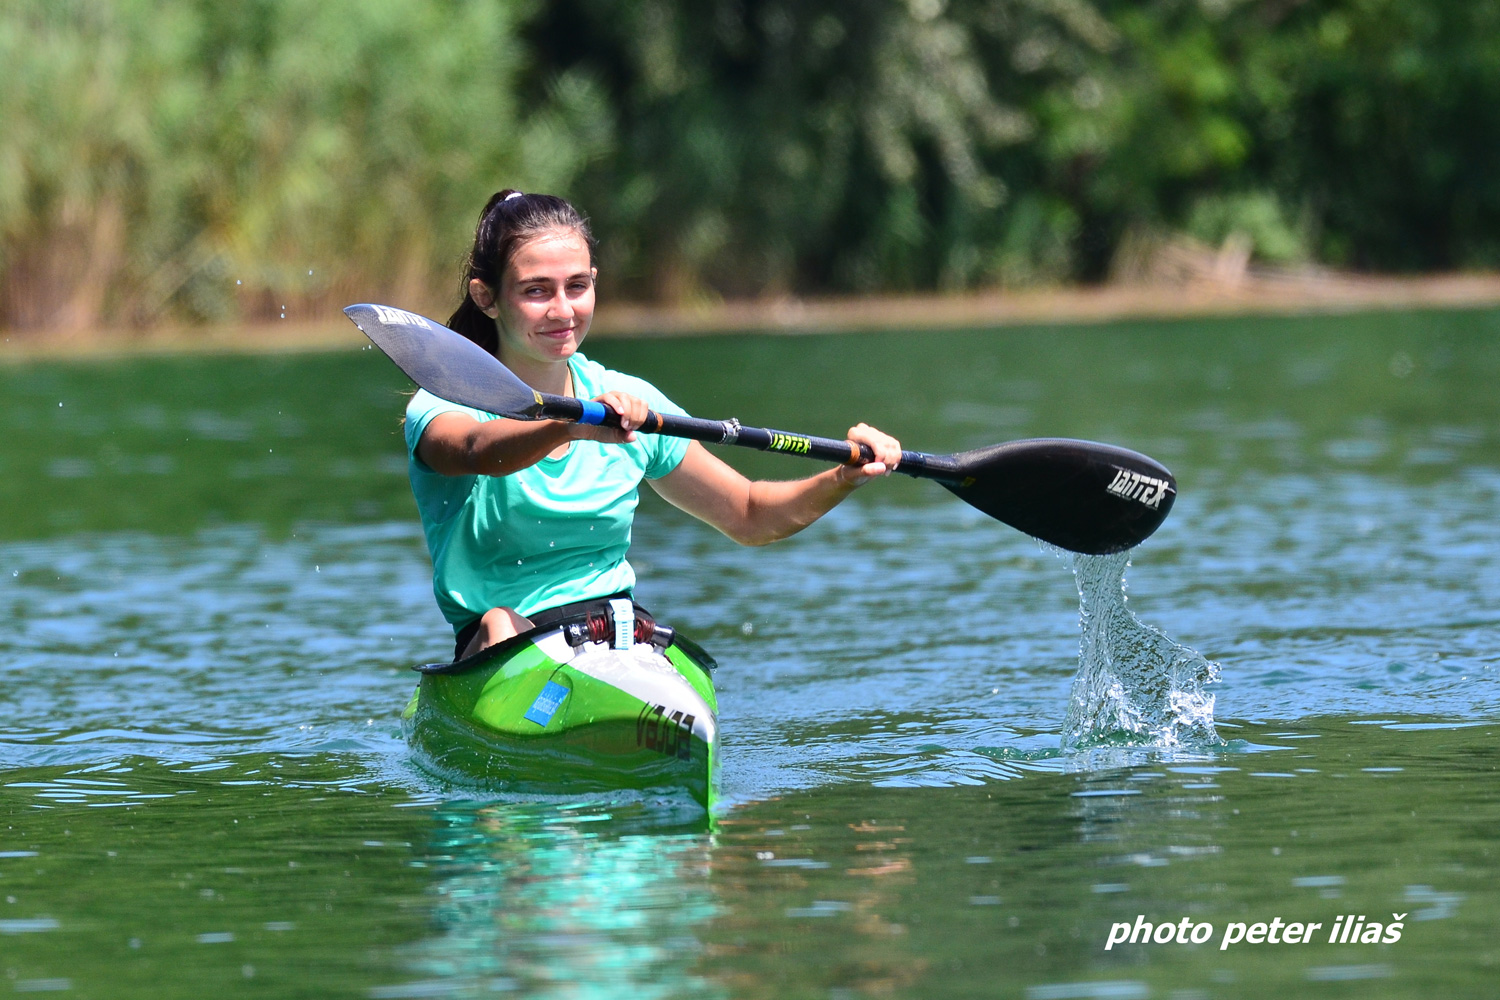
[446,190,597,354]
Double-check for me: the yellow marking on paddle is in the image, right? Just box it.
[768,432,811,454]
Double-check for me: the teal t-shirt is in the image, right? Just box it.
[403,352,690,632]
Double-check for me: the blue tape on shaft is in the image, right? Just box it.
[577,400,607,425]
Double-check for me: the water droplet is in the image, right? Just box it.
[549,541,555,547]
[516,559,522,565]
[58,402,63,407]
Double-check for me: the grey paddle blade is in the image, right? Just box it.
[942,438,1176,554]
[344,303,543,418]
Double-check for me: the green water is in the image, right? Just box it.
[3,308,1500,997]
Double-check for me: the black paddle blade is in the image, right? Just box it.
[343,303,542,417]
[942,439,1176,554]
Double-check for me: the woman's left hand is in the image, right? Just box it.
[835,423,902,485]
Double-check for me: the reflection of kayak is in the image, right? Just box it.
[401,605,719,809]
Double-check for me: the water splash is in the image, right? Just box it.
[1063,550,1221,749]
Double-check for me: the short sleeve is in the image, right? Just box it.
[403,390,488,526]
[643,386,691,479]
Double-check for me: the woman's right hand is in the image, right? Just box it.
[569,391,649,444]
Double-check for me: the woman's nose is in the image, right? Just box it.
[545,291,573,318]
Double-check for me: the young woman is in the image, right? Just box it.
[405,190,902,660]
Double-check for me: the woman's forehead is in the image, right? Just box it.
[509,229,591,275]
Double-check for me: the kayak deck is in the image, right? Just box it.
[402,628,719,808]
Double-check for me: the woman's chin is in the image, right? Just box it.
[525,337,577,361]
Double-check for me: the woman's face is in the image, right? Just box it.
[482,226,596,365]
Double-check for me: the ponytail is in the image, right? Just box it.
[447,189,597,353]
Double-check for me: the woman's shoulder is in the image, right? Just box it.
[569,352,666,400]
[405,388,439,414]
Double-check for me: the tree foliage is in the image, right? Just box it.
[1,0,1497,330]
[0,0,604,329]
[526,0,1118,297]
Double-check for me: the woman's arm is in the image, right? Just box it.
[650,424,902,546]
[417,391,650,476]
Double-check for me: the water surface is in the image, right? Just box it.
[3,308,1500,996]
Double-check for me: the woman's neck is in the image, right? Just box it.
[500,351,573,398]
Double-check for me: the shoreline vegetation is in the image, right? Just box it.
[5,269,1500,361]
[7,3,1499,349]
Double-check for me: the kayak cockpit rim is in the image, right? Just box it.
[414,609,718,676]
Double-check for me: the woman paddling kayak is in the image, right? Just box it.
[406,190,901,660]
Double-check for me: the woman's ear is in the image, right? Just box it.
[468,278,500,318]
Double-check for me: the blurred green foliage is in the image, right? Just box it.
[524,0,1118,297]
[0,0,605,329]
[1,0,1497,330]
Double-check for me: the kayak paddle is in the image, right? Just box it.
[344,303,1176,554]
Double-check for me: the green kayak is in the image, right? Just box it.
[401,609,719,809]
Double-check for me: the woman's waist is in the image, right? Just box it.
[437,558,638,624]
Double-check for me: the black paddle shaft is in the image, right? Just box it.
[538,394,938,471]
[546,396,1176,553]
[344,303,1176,553]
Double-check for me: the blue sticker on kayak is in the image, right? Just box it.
[524,680,569,726]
